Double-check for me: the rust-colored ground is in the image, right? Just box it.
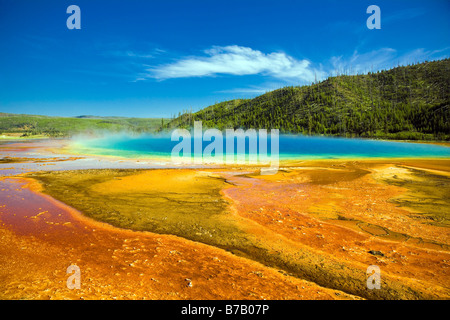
[0,176,356,300]
[223,160,450,298]
[0,157,449,300]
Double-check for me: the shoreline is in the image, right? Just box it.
[1,133,449,145]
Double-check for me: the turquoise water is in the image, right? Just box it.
[71,134,450,160]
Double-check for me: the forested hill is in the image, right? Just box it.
[168,59,450,140]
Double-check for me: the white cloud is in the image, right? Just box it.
[397,47,450,66]
[330,48,397,74]
[329,47,450,75]
[130,45,449,88]
[145,45,324,82]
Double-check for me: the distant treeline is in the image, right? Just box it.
[0,114,165,137]
[168,59,450,141]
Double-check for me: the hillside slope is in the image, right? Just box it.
[169,59,450,140]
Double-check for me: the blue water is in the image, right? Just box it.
[71,134,450,160]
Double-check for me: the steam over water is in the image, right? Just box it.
[70,133,450,160]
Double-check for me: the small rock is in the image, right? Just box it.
[185,278,193,287]
[368,250,384,257]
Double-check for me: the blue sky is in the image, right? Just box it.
[0,0,449,118]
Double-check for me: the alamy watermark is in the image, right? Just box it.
[366,265,381,289]
[66,264,81,289]
[66,5,81,30]
[170,121,279,175]
[367,5,381,30]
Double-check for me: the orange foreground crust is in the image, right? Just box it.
[0,176,356,300]
[223,162,450,293]
[0,158,449,300]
